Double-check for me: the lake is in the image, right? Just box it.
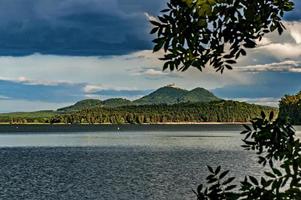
[0,125,299,200]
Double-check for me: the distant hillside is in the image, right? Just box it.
[58,99,102,112]
[51,100,278,124]
[133,86,221,105]
[178,87,220,103]
[57,86,223,112]
[0,110,56,123]
[102,98,133,107]
[0,98,279,124]
[133,86,188,105]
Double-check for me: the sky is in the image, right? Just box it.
[0,0,300,112]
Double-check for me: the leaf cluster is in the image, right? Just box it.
[151,0,294,72]
[196,111,301,199]
[279,91,301,125]
[194,166,238,199]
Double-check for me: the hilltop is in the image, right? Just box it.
[57,85,222,112]
[57,99,103,112]
[134,85,220,105]
[178,87,221,103]
[133,86,188,105]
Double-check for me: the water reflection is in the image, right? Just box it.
[0,128,299,149]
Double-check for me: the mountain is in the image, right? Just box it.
[133,85,188,105]
[57,85,223,112]
[58,99,102,112]
[102,98,133,107]
[58,98,133,112]
[178,87,221,103]
[133,85,221,105]
[52,101,278,124]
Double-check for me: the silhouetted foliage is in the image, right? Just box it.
[279,91,301,125]
[195,112,301,199]
[194,166,238,200]
[151,0,294,72]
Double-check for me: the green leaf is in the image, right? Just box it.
[272,168,282,177]
[219,170,230,180]
[225,185,236,191]
[150,20,161,26]
[269,111,274,121]
[207,165,214,173]
[249,176,258,185]
[225,60,236,64]
[264,171,276,178]
[215,166,221,175]
[225,65,233,70]
[261,111,266,119]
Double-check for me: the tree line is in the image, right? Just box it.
[49,101,277,124]
[279,92,301,125]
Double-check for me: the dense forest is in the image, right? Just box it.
[48,101,277,124]
[0,100,278,125]
[279,91,301,125]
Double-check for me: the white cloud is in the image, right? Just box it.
[257,43,301,58]
[249,21,301,59]
[16,76,75,86]
[141,69,167,76]
[83,84,105,93]
[236,60,301,73]
[286,21,301,44]
[83,84,141,93]
[0,51,247,92]
[230,97,279,107]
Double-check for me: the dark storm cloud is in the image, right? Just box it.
[0,0,166,56]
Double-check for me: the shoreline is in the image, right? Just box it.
[0,122,250,125]
[0,123,250,133]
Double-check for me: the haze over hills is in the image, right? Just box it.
[58,85,222,112]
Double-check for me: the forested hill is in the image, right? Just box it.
[57,99,103,112]
[58,85,222,112]
[133,86,221,105]
[0,100,277,124]
[57,98,133,112]
[50,101,277,124]
[279,91,301,124]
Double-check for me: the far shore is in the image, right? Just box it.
[0,122,250,125]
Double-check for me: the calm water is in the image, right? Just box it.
[0,125,299,200]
